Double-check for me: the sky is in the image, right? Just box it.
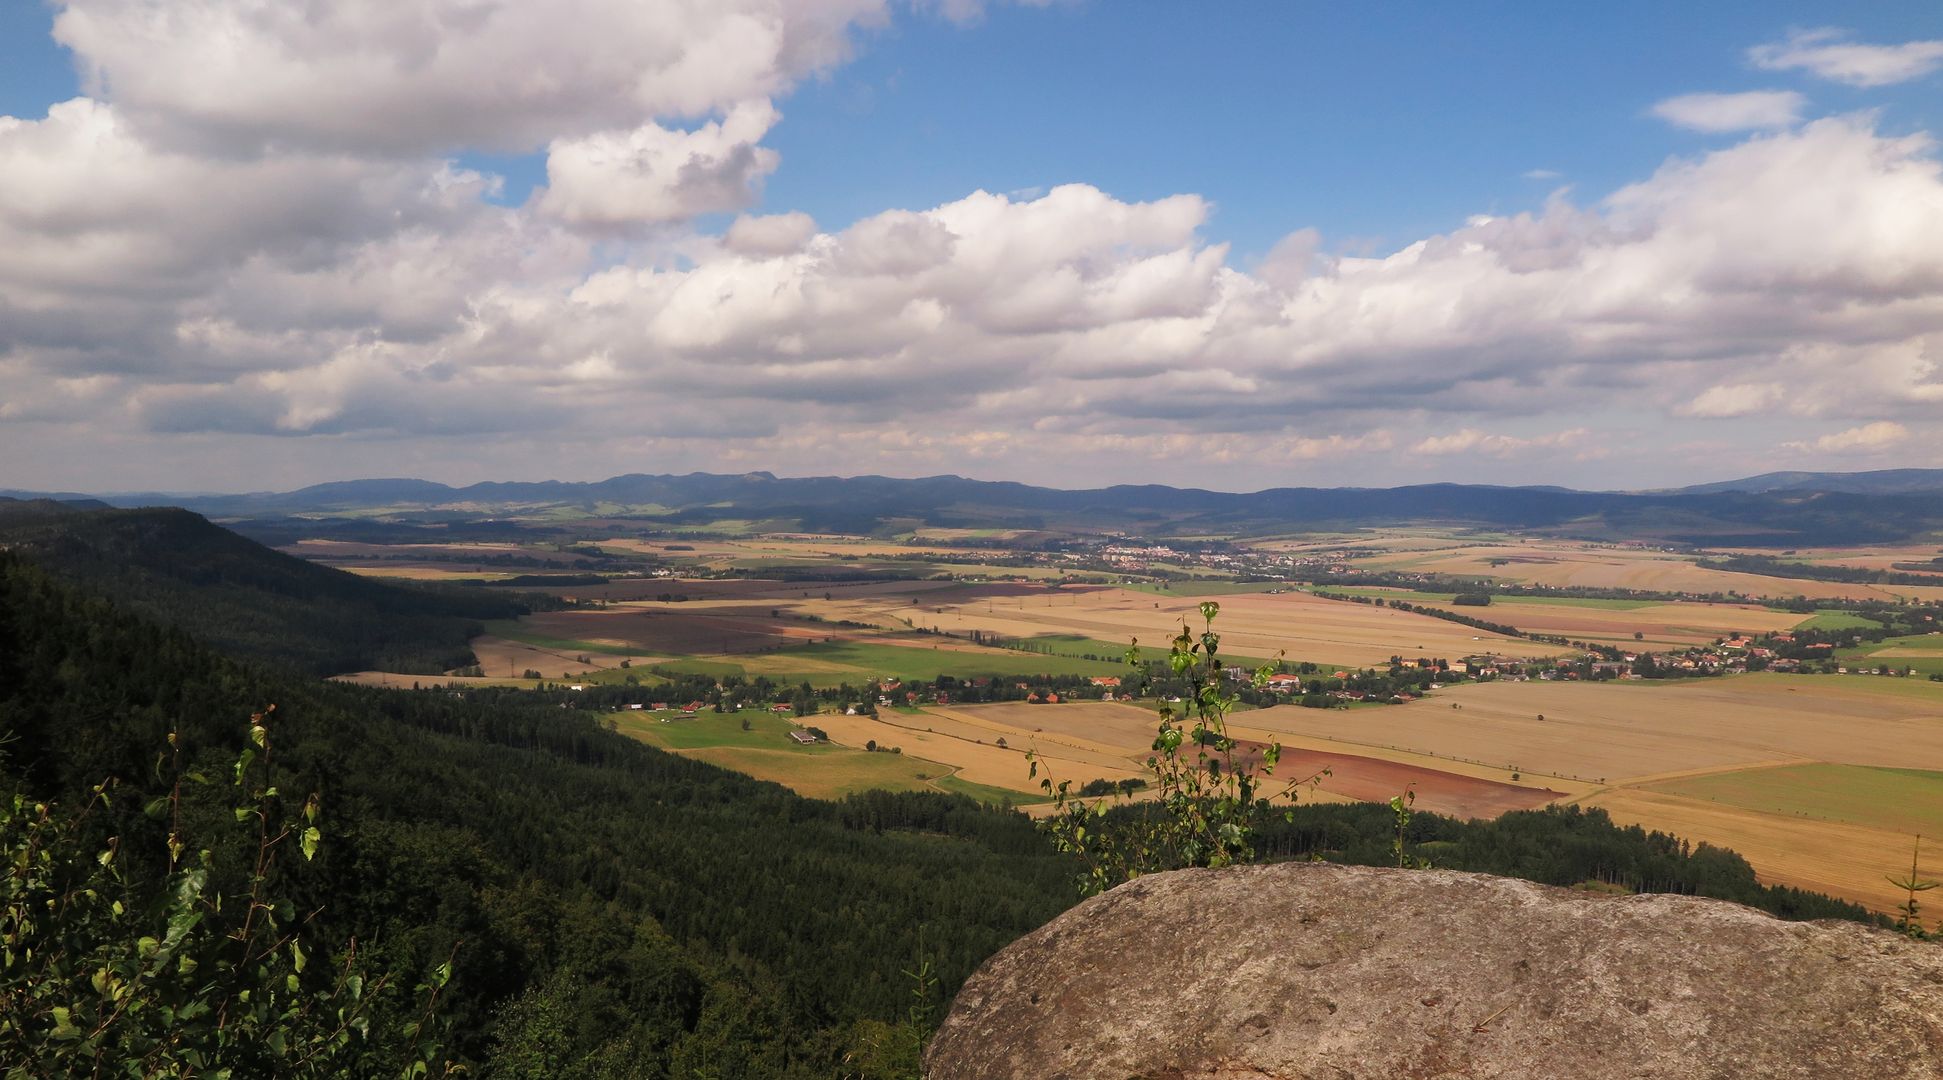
[3,2,1943,494]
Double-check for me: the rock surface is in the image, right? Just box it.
[924,862,1943,1079]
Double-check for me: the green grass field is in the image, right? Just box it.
[1787,673,1943,702]
[1838,632,1943,677]
[648,638,1127,687]
[1015,632,1287,671]
[1791,611,1886,631]
[613,708,815,751]
[674,746,956,799]
[610,707,1049,801]
[1649,763,1943,837]
[565,667,668,687]
[932,774,1051,806]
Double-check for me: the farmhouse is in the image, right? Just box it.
[787,730,821,745]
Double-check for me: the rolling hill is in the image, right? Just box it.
[0,502,539,675]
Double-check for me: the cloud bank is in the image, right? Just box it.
[3,4,1942,490]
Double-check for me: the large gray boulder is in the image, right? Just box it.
[925,862,1943,1079]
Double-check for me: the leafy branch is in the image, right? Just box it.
[1028,602,1326,895]
[0,707,460,1077]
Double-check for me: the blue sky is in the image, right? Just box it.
[3,2,1943,491]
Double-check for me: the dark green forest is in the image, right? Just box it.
[0,514,1889,1075]
[0,549,1075,1075]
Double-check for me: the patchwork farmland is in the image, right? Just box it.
[301,526,1943,914]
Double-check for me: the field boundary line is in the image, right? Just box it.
[1226,725,1591,785]
[1612,757,1819,789]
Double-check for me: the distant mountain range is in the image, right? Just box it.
[1666,469,1943,496]
[7,468,1943,546]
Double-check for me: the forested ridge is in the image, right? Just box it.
[0,503,544,676]
[0,549,1077,1075]
[0,530,1887,1075]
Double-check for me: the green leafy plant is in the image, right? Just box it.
[0,707,457,1078]
[1389,785,1431,870]
[1028,602,1323,895]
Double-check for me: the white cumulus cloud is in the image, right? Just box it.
[51,0,888,154]
[537,102,782,228]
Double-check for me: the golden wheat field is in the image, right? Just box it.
[595,536,978,561]
[1257,675,1943,912]
[811,701,1569,824]
[1709,544,1943,578]
[813,707,1149,791]
[1582,787,1940,914]
[833,584,1557,667]
[777,675,1943,912]
[1417,599,1802,649]
[1271,676,1943,781]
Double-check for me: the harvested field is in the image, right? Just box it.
[1258,675,1943,784]
[812,709,1145,792]
[1274,747,1560,820]
[1720,545,1943,578]
[547,577,960,603]
[1351,540,1943,602]
[840,584,1555,669]
[1583,787,1941,914]
[1418,599,1801,649]
[811,700,1567,819]
[935,700,1169,754]
[467,634,658,679]
[676,746,966,801]
[597,536,978,560]
[337,565,516,581]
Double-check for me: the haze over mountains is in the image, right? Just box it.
[9,468,1943,546]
